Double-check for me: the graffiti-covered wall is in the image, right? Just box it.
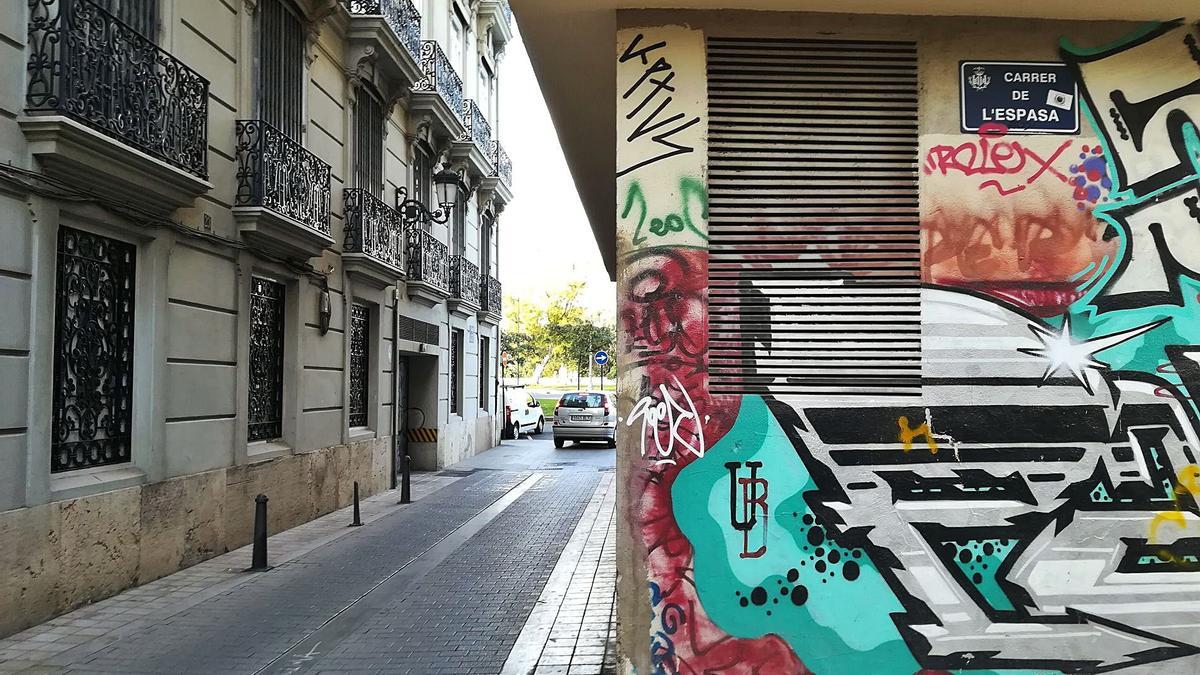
[615,12,1200,675]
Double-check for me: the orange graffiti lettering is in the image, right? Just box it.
[1149,465,1200,566]
[898,416,939,454]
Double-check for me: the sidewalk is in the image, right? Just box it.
[0,472,465,673]
[0,441,619,675]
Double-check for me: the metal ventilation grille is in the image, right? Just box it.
[706,36,921,397]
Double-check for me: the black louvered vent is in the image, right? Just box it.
[398,314,440,346]
[706,37,921,397]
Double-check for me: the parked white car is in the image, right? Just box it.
[503,386,545,439]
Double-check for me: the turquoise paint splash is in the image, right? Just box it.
[671,397,1050,674]
[1061,18,1200,410]
[672,395,918,675]
[1067,106,1200,404]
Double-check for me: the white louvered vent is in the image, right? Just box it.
[706,36,921,397]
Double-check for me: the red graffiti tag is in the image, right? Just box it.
[924,127,1073,195]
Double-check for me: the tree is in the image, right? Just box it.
[562,318,616,386]
[501,282,614,384]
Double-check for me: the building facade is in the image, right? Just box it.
[515,2,1200,673]
[0,0,513,637]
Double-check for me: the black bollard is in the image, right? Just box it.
[399,454,412,504]
[350,481,363,527]
[251,494,269,571]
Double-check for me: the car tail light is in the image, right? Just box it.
[554,405,561,417]
[603,403,611,417]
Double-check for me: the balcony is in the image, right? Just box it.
[449,100,494,179]
[409,40,466,142]
[480,140,514,211]
[478,276,502,324]
[21,0,211,213]
[343,189,406,288]
[404,227,450,306]
[478,0,513,49]
[234,120,334,260]
[448,255,481,316]
[343,0,423,89]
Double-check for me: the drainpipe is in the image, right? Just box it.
[390,286,399,490]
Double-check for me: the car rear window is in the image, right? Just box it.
[561,393,604,408]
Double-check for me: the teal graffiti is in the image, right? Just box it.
[672,395,917,675]
[942,538,1019,612]
[1061,23,1200,408]
[622,178,709,246]
[672,396,1050,675]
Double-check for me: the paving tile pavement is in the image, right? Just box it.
[299,470,602,675]
[500,473,617,675]
[0,471,498,673]
[1,436,621,675]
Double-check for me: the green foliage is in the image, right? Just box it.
[501,281,616,382]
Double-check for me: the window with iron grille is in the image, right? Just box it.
[354,86,385,197]
[706,37,921,398]
[248,277,286,442]
[259,0,305,141]
[98,0,158,40]
[412,143,434,229]
[51,226,136,473]
[450,328,463,414]
[480,215,493,277]
[478,335,490,410]
[451,193,466,256]
[349,303,370,427]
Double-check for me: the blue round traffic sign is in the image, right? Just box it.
[594,350,609,366]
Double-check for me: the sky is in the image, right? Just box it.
[495,28,616,321]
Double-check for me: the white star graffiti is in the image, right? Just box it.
[1018,315,1170,394]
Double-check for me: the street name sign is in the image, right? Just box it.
[960,61,1079,134]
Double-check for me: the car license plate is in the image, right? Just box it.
[570,415,590,421]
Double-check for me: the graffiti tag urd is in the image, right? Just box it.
[617,33,701,177]
[1063,20,1200,308]
[923,126,1072,196]
[627,376,706,466]
[726,461,768,559]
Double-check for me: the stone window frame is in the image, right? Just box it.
[29,204,168,504]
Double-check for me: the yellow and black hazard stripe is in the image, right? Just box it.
[407,427,438,443]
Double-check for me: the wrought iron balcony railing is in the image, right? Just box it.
[235,120,332,235]
[499,0,513,27]
[481,276,502,315]
[405,227,449,292]
[25,0,210,178]
[462,100,493,156]
[413,40,464,121]
[492,141,512,187]
[449,255,481,303]
[344,188,405,271]
[343,0,421,62]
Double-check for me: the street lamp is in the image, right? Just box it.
[395,169,467,226]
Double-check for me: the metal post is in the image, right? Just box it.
[400,454,412,504]
[251,494,269,571]
[350,481,363,527]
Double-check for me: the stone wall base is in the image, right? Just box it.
[0,438,391,639]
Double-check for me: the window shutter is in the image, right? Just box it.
[706,37,921,397]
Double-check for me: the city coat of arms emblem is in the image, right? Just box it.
[968,66,991,91]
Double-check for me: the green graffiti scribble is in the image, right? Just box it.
[622,177,709,246]
[1063,22,1200,411]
